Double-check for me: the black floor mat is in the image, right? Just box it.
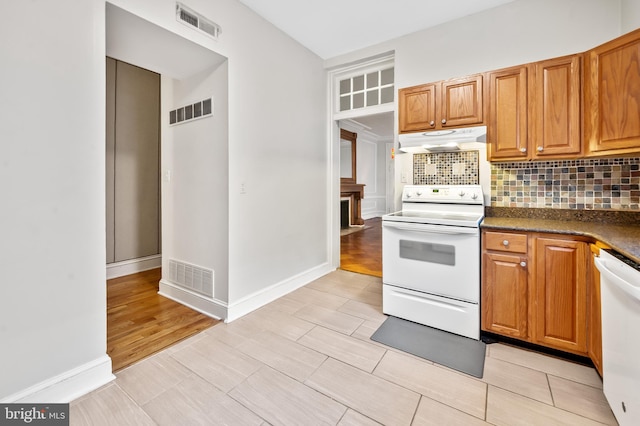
[371,316,486,378]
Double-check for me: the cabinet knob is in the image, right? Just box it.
[520,261,527,267]
[537,146,544,152]
[429,120,435,126]
[520,147,527,153]
[441,119,447,124]
[503,240,509,246]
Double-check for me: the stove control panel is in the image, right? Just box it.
[402,185,484,204]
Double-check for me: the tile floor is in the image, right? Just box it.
[71,270,618,425]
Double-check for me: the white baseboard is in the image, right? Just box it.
[2,355,115,403]
[106,255,161,279]
[159,263,335,324]
[158,280,226,320]
[226,262,335,322]
[362,211,385,220]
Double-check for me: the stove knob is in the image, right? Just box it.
[458,191,465,197]
[471,193,479,200]
[416,191,422,196]
[405,193,412,198]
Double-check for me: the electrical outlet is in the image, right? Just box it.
[240,182,246,194]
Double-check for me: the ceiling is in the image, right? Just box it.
[237,0,515,59]
[106,3,227,80]
[344,113,395,140]
[237,0,514,139]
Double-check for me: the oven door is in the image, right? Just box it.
[382,220,480,303]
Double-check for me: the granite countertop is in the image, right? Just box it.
[481,207,640,264]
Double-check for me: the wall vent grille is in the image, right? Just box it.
[168,259,214,298]
[169,97,212,125]
[176,2,221,39]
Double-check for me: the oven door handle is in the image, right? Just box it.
[382,221,478,235]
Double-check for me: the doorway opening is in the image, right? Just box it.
[105,2,227,370]
[338,112,393,278]
[329,54,395,278]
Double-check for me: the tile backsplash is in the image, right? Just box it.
[491,158,640,210]
[413,151,479,185]
[412,153,640,211]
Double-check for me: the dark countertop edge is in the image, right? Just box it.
[480,217,640,264]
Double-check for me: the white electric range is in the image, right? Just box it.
[382,184,484,340]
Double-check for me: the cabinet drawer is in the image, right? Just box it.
[484,231,527,253]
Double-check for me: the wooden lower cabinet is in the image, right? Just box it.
[482,231,592,357]
[533,237,588,354]
[588,243,604,375]
[482,251,528,338]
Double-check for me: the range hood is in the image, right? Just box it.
[398,125,487,153]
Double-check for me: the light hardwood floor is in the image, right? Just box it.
[107,268,219,371]
[75,270,615,425]
[340,217,382,277]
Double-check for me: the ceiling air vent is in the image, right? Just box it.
[176,2,221,40]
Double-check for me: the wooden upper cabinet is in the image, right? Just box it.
[533,237,588,355]
[398,83,437,133]
[530,55,582,158]
[486,65,528,160]
[440,74,483,127]
[398,74,483,133]
[585,28,640,156]
[487,55,581,162]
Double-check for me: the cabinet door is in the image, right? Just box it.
[531,55,582,158]
[534,238,588,354]
[585,28,640,155]
[398,83,437,133]
[482,252,528,338]
[441,75,483,127]
[486,66,528,161]
[588,244,603,376]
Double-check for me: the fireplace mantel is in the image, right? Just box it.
[341,183,365,226]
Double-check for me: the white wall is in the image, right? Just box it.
[165,63,230,304]
[621,0,640,33]
[108,0,329,314]
[358,137,385,218]
[326,0,624,210]
[1,0,328,402]
[0,0,113,401]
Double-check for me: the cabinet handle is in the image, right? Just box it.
[537,146,544,152]
[429,120,435,126]
[503,240,509,246]
[520,261,527,267]
[441,119,447,124]
[520,147,527,153]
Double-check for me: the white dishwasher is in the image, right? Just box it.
[594,249,640,426]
